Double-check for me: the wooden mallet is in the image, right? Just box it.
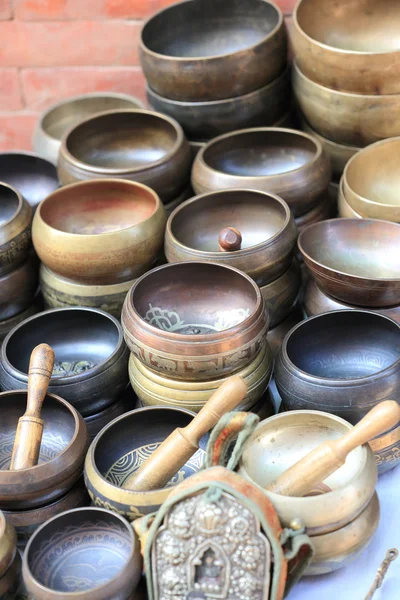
[218,227,242,252]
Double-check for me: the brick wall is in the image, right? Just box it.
[0,0,296,151]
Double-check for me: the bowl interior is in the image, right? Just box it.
[27,510,132,593]
[296,0,400,53]
[94,409,207,488]
[142,0,280,58]
[203,130,318,177]
[5,309,120,379]
[0,184,20,226]
[66,112,178,170]
[171,190,288,250]
[133,263,258,335]
[300,220,400,279]
[0,154,58,208]
[40,181,157,234]
[0,392,75,469]
[287,311,400,379]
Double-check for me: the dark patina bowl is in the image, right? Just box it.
[0,182,32,276]
[0,307,129,416]
[85,385,138,441]
[0,291,43,343]
[0,253,38,321]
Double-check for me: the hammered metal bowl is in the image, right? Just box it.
[0,182,32,276]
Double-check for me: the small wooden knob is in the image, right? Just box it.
[218,227,242,252]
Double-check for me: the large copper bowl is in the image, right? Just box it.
[298,218,400,306]
[292,0,400,95]
[0,182,32,276]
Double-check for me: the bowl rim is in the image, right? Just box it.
[338,177,362,218]
[0,181,26,229]
[139,0,284,62]
[1,307,125,385]
[60,108,187,175]
[39,263,137,294]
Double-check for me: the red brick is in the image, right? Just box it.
[0,20,141,67]
[0,112,37,150]
[14,0,158,20]
[21,66,147,111]
[0,69,23,110]
[0,0,12,20]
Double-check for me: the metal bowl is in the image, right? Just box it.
[58,109,191,203]
[338,177,362,219]
[84,385,137,441]
[0,253,38,321]
[260,260,301,327]
[139,0,286,102]
[0,548,21,598]
[33,92,145,165]
[165,189,297,285]
[0,182,32,276]
[266,304,304,357]
[0,512,17,578]
[0,292,43,343]
[298,218,400,306]
[192,127,331,217]
[294,186,336,234]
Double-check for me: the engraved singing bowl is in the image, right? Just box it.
[0,253,38,321]
[165,189,297,286]
[338,177,362,219]
[0,291,43,343]
[293,61,400,146]
[33,92,145,166]
[84,385,137,441]
[84,407,208,520]
[260,260,301,328]
[22,507,142,599]
[139,0,286,102]
[343,137,400,222]
[58,109,191,203]
[0,182,32,276]
[0,511,17,578]
[266,304,304,358]
[292,0,400,95]
[294,186,336,234]
[298,218,400,306]
[274,310,400,473]
[191,128,331,217]
[121,261,269,380]
[0,152,59,211]
[0,390,87,510]
[0,307,129,417]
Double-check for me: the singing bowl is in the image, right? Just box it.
[164,184,194,217]
[298,219,400,306]
[146,67,291,139]
[238,409,377,535]
[0,292,43,343]
[293,62,400,147]
[191,128,331,217]
[0,253,38,321]
[260,260,301,327]
[0,152,59,211]
[343,137,400,222]
[165,189,297,286]
[266,304,304,357]
[33,92,145,166]
[0,512,17,578]
[84,407,208,519]
[0,390,87,510]
[294,187,336,234]
[0,182,32,276]
[292,0,400,95]
[85,385,138,441]
[0,549,21,597]
[58,109,191,203]
[0,307,129,417]
[338,177,362,219]
[140,0,286,102]
[121,261,268,380]
[23,507,142,599]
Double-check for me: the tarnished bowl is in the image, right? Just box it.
[298,219,400,306]
[338,178,362,219]
[165,189,297,285]
[294,187,336,234]
[0,182,32,276]
[267,304,304,357]
[192,128,331,216]
[140,0,286,102]
[85,385,137,441]
[0,292,43,343]
[58,109,191,203]
[0,253,38,321]
[33,92,145,165]
[84,407,207,519]
[0,307,129,417]
[260,260,301,327]
[122,261,268,380]
[292,0,400,95]
[0,512,17,578]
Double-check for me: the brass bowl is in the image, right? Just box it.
[192,128,331,217]
[294,186,336,234]
[343,137,400,222]
[122,261,268,380]
[0,253,38,321]
[293,61,400,146]
[0,292,43,343]
[0,182,32,276]
[58,109,191,203]
[165,189,297,285]
[338,177,362,219]
[84,407,207,519]
[298,218,400,306]
[266,304,304,357]
[292,0,400,95]
[139,0,286,102]
[0,549,21,597]
[33,92,145,165]
[0,512,17,578]
[33,179,166,285]
[260,260,301,327]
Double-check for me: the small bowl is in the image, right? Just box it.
[0,182,33,276]
[338,177,362,219]
[33,92,145,165]
[0,152,59,211]
[58,109,191,203]
[0,512,17,578]
[139,0,286,102]
[192,128,331,217]
[0,292,43,342]
[260,259,301,327]
[266,304,304,357]
[23,507,142,599]
[165,189,297,285]
[85,385,138,441]
[122,261,268,380]
[84,407,207,519]
[0,307,129,417]
[0,253,38,320]
[0,390,88,510]
[294,187,336,234]
[298,218,400,306]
